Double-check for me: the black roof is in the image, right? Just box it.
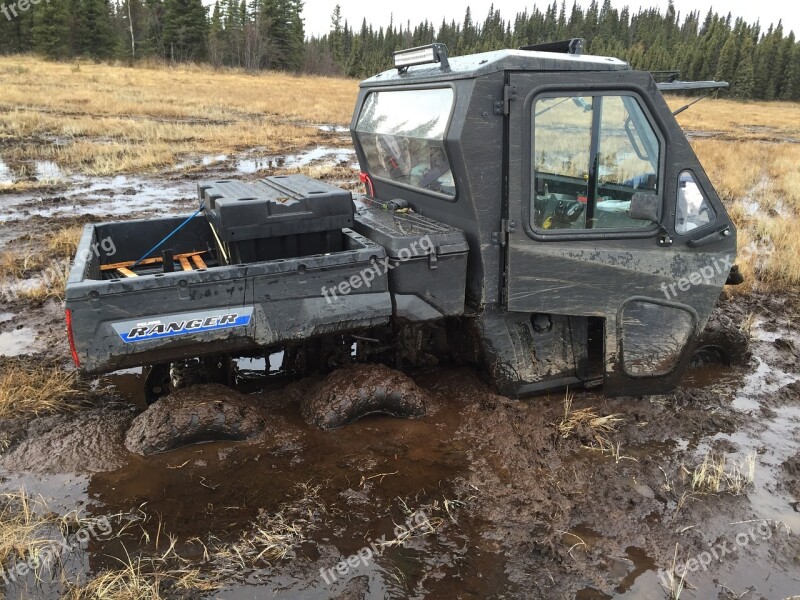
[361,49,629,87]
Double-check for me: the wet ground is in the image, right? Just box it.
[1,140,800,599]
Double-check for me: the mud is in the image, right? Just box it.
[1,284,799,599]
[693,302,752,366]
[302,364,430,429]
[124,384,272,455]
[0,405,135,473]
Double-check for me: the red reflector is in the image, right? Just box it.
[577,195,588,203]
[359,172,375,198]
[65,309,80,368]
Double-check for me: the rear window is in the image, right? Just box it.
[356,88,456,197]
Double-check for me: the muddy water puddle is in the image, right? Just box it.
[0,326,36,357]
[0,145,357,228]
[2,384,502,599]
[0,175,197,224]
[0,158,67,186]
[235,147,357,174]
[2,356,796,599]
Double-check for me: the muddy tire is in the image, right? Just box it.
[691,308,751,367]
[125,383,269,455]
[302,363,428,429]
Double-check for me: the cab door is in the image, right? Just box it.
[505,71,736,395]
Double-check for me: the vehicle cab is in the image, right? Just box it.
[351,41,737,397]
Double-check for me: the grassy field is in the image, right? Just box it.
[668,96,800,291]
[0,56,358,176]
[0,56,798,291]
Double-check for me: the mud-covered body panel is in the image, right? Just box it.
[66,218,392,373]
[352,49,736,397]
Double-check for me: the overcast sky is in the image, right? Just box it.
[301,0,799,38]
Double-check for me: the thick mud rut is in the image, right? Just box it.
[1,149,799,598]
[0,293,799,599]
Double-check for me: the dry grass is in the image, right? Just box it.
[557,390,624,446]
[63,548,217,599]
[668,95,800,140]
[63,558,214,600]
[12,261,70,303]
[659,544,688,600]
[64,557,163,600]
[661,96,800,293]
[48,225,84,260]
[0,490,114,583]
[681,451,756,495]
[211,481,326,574]
[0,360,81,419]
[0,251,42,278]
[0,56,358,178]
[1,226,87,303]
[0,490,60,569]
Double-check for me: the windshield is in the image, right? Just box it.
[355,88,456,197]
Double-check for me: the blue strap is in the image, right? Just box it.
[132,203,205,269]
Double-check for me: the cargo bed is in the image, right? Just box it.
[66,215,392,373]
[65,175,469,375]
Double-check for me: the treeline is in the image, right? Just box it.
[0,0,305,70]
[310,2,799,101]
[0,0,798,101]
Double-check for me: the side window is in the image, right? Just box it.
[355,88,456,197]
[676,171,716,234]
[532,94,661,231]
[533,96,592,229]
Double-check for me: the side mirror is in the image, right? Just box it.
[629,192,661,223]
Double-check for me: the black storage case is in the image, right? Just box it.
[198,175,355,263]
[354,207,469,319]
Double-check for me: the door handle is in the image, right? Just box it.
[686,226,731,248]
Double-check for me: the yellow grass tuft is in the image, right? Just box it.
[0,361,81,420]
[0,489,114,583]
[0,490,60,569]
[681,451,756,495]
[65,562,162,600]
[48,225,84,260]
[0,251,43,278]
[557,390,623,445]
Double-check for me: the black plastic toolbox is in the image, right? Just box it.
[354,207,469,320]
[198,175,355,263]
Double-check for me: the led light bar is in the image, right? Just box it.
[394,43,450,72]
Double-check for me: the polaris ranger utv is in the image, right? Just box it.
[65,40,739,401]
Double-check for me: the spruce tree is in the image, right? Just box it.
[32,0,68,58]
[163,0,207,62]
[79,0,116,58]
[715,33,738,83]
[782,43,800,101]
[733,37,756,100]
